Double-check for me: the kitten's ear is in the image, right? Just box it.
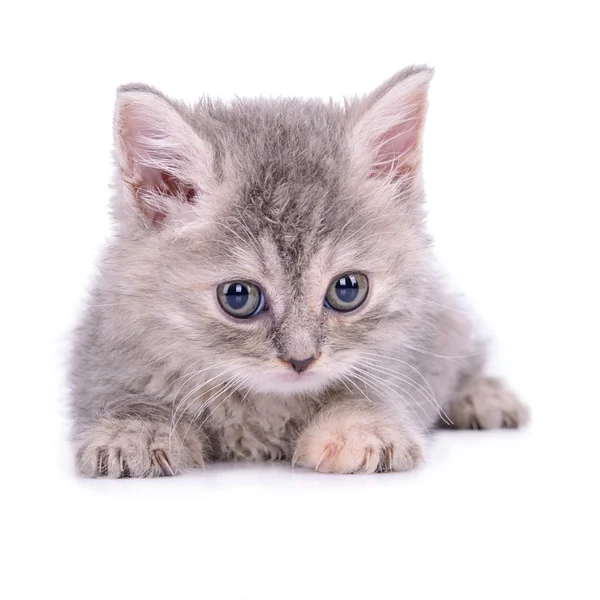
[349,66,433,180]
[114,85,212,227]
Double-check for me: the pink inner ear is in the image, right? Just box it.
[135,166,197,224]
[375,118,419,170]
[139,166,196,201]
[140,165,169,193]
[372,97,425,178]
[355,74,431,180]
[117,93,202,226]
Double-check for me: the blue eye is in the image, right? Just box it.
[325,273,368,312]
[218,281,265,318]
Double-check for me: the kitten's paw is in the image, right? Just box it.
[74,418,206,478]
[447,376,530,429]
[293,412,424,474]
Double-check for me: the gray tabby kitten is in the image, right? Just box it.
[71,66,528,478]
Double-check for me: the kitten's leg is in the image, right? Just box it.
[293,400,424,474]
[445,376,529,430]
[74,405,208,478]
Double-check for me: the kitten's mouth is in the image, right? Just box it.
[254,365,328,396]
[276,370,313,382]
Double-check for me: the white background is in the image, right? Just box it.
[2,1,599,599]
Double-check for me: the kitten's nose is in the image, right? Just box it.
[284,356,317,373]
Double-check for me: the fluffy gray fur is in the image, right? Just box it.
[70,66,528,477]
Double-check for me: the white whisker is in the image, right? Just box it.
[199,375,254,431]
[171,366,235,431]
[361,351,442,406]
[170,360,227,421]
[349,367,427,428]
[398,342,482,361]
[341,374,374,405]
[358,354,452,425]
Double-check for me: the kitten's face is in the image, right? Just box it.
[112,67,432,397]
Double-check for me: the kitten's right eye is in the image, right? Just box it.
[217,281,265,319]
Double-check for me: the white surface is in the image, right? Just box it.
[2,1,599,599]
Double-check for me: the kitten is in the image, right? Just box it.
[70,65,528,477]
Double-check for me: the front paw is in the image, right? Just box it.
[293,410,424,474]
[74,418,206,478]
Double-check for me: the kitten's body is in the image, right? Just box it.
[71,67,528,477]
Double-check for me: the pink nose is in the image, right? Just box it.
[284,356,317,373]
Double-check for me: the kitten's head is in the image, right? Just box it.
[110,66,434,396]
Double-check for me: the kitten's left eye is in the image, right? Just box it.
[217,281,265,318]
[324,273,369,312]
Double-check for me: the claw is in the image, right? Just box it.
[291,451,299,470]
[97,449,108,477]
[154,450,175,476]
[118,451,131,478]
[383,446,394,472]
[315,445,334,472]
[358,447,376,473]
